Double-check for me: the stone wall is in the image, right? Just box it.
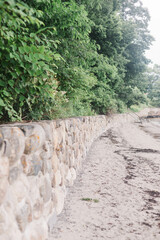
[0,109,155,240]
[0,115,110,240]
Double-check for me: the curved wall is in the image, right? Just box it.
[0,116,109,240]
[0,109,156,240]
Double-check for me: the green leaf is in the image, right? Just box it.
[31,45,37,53]
[10,53,14,58]
[32,63,37,71]
[23,45,30,53]
[0,80,6,87]
[10,72,17,78]
[3,90,10,96]
[34,53,40,60]
[53,53,61,61]
[0,98,5,106]
[8,80,14,88]
[12,45,17,52]
[20,88,25,94]
[19,95,25,101]
[19,47,25,54]
[24,55,30,61]
[30,33,36,38]
[39,46,45,53]
[15,87,20,94]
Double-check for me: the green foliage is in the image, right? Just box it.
[81,198,99,203]
[145,65,160,107]
[125,86,148,107]
[0,0,66,121]
[130,103,150,113]
[120,0,154,88]
[0,0,153,122]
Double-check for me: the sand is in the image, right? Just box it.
[49,118,160,240]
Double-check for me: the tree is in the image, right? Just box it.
[145,65,160,107]
[0,0,154,121]
[120,0,154,88]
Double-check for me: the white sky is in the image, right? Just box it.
[141,0,160,65]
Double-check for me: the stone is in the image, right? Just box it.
[58,151,66,164]
[52,170,61,187]
[69,126,76,136]
[51,152,59,172]
[16,124,43,138]
[0,131,4,158]
[51,189,56,206]
[55,120,61,128]
[11,174,29,203]
[66,169,72,186]
[16,199,32,232]
[0,156,9,205]
[22,219,48,240]
[72,143,79,159]
[75,131,80,143]
[75,118,81,128]
[0,178,8,204]
[64,147,70,164]
[0,127,25,165]
[66,134,73,146]
[39,174,52,203]
[33,198,43,220]
[59,163,65,186]
[72,132,77,144]
[0,232,22,240]
[69,155,75,168]
[52,129,58,151]
[4,185,17,210]
[47,209,57,232]
[0,205,22,240]
[64,119,71,132]
[41,158,52,176]
[0,206,8,234]
[15,124,45,155]
[23,153,42,176]
[38,122,53,142]
[8,166,22,184]
[30,160,42,176]
[25,135,41,155]
[21,155,31,175]
[54,186,66,215]
[70,167,76,181]
[43,200,54,218]
[27,176,41,206]
[56,126,65,146]
[40,142,53,161]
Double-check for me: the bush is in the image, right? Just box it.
[0,0,64,121]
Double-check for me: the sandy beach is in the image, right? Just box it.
[49,117,160,240]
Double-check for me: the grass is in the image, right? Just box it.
[81,198,99,203]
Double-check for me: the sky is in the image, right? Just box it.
[141,0,160,65]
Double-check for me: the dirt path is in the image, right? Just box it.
[49,119,160,240]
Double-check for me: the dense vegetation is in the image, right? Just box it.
[0,0,156,121]
[144,64,160,107]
